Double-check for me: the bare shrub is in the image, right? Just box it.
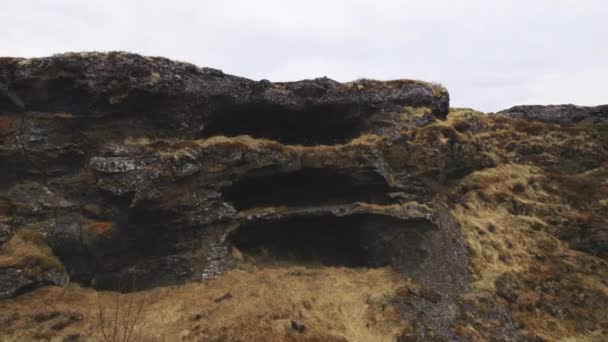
[96,278,146,342]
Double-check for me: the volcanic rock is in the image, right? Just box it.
[0,52,607,341]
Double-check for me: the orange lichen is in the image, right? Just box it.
[0,115,13,132]
[87,220,113,235]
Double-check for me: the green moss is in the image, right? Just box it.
[575,122,608,144]
[556,156,593,174]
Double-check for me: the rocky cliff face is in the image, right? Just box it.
[0,53,607,341]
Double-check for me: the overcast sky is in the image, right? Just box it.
[1,1,606,112]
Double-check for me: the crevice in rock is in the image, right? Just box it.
[200,102,369,145]
[223,168,395,210]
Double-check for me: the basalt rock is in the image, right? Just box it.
[498,104,608,125]
[0,52,461,289]
[1,52,607,341]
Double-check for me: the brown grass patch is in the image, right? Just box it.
[0,229,64,277]
[0,266,414,341]
[449,164,608,341]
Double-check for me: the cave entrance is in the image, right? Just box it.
[228,214,435,268]
[230,216,367,267]
[223,168,395,210]
[201,102,368,145]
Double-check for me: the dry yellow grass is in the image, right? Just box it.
[0,265,415,341]
[451,164,556,285]
[133,132,385,160]
[449,164,608,341]
[0,229,65,277]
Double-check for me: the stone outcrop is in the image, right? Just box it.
[498,104,608,125]
[0,52,607,341]
[0,52,462,289]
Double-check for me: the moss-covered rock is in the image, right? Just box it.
[0,230,68,299]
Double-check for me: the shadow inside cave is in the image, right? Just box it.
[228,214,434,269]
[200,102,369,145]
[223,168,395,210]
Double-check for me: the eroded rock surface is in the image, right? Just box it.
[0,52,458,288]
[0,52,607,341]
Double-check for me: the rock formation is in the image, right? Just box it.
[499,104,608,125]
[0,52,606,341]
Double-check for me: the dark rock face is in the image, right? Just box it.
[0,52,461,293]
[498,104,608,125]
[0,52,448,141]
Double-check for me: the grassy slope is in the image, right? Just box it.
[0,266,416,341]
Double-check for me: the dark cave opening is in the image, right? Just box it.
[222,168,395,210]
[228,215,436,268]
[200,102,368,145]
[83,201,204,291]
[229,216,370,267]
[125,201,199,258]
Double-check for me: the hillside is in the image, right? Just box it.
[0,52,606,341]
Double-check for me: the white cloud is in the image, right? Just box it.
[0,0,606,112]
